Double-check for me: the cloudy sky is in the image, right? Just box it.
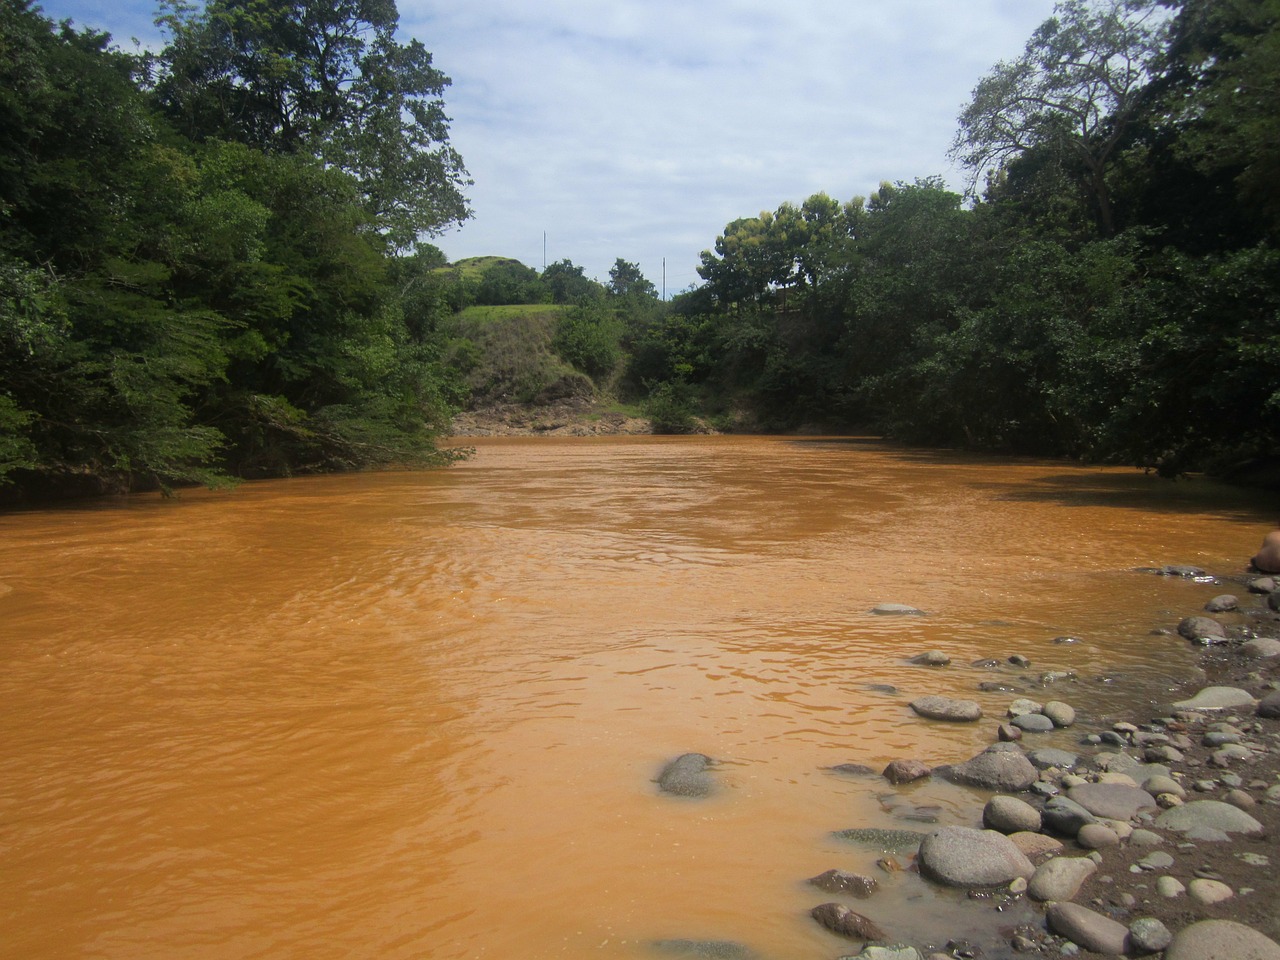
[40,0,1058,294]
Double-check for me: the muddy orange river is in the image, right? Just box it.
[1,436,1274,958]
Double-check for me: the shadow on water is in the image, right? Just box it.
[784,437,1274,522]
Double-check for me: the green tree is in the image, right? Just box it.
[151,0,471,249]
[951,0,1169,235]
[540,259,603,304]
[606,258,658,300]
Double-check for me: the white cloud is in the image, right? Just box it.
[43,0,1060,293]
[408,0,1058,291]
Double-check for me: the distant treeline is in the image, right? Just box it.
[1,0,472,498]
[642,0,1279,478]
[3,0,1278,502]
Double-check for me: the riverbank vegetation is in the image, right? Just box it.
[3,0,1279,500]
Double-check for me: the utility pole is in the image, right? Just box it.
[662,258,666,301]
[543,232,547,271]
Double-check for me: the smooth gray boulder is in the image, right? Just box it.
[1128,918,1173,954]
[1041,796,1098,835]
[1067,782,1158,821]
[916,826,1035,887]
[1241,638,1280,659]
[983,795,1041,834]
[1259,690,1280,719]
[1046,902,1130,955]
[1028,856,1097,902]
[1205,594,1239,612]
[1155,799,1263,837]
[909,695,982,722]
[1027,747,1078,770]
[1011,713,1054,733]
[657,753,715,797]
[1042,700,1076,727]
[1172,686,1257,711]
[1164,919,1280,960]
[1178,616,1226,641]
[942,747,1038,792]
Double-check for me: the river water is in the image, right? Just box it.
[0,436,1274,959]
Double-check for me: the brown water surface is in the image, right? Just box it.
[0,436,1274,959]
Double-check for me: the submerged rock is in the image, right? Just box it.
[832,827,926,855]
[909,695,982,722]
[650,939,758,959]
[870,603,925,616]
[657,753,715,797]
[810,902,887,941]
[807,869,878,897]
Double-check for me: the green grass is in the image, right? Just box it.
[433,256,533,282]
[456,303,567,323]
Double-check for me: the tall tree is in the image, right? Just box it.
[151,0,471,249]
[951,0,1169,235]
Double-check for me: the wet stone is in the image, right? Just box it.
[810,902,887,941]
[807,869,878,898]
[910,695,983,722]
[1011,713,1054,733]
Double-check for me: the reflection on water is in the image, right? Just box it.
[0,436,1272,958]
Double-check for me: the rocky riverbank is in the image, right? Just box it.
[450,397,653,437]
[654,551,1280,960]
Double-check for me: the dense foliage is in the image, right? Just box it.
[635,0,1280,475]
[1,0,470,498]
[5,0,1277,497]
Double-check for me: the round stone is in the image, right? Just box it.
[1156,876,1185,898]
[917,826,1035,888]
[983,795,1041,834]
[1165,920,1280,960]
[1011,713,1054,733]
[1188,878,1234,904]
[1129,918,1173,953]
[1077,823,1120,849]
[1043,700,1076,727]
[1028,856,1097,902]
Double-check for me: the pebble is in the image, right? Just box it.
[1156,875,1185,898]
[1143,774,1185,798]
[1076,823,1119,849]
[997,723,1022,742]
[1187,877,1234,904]
[1129,828,1164,846]
[1137,850,1174,871]
[1129,917,1173,953]
[1028,856,1097,902]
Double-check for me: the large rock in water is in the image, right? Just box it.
[909,695,982,722]
[1165,919,1280,960]
[941,747,1038,791]
[657,753,715,797]
[917,826,1035,887]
